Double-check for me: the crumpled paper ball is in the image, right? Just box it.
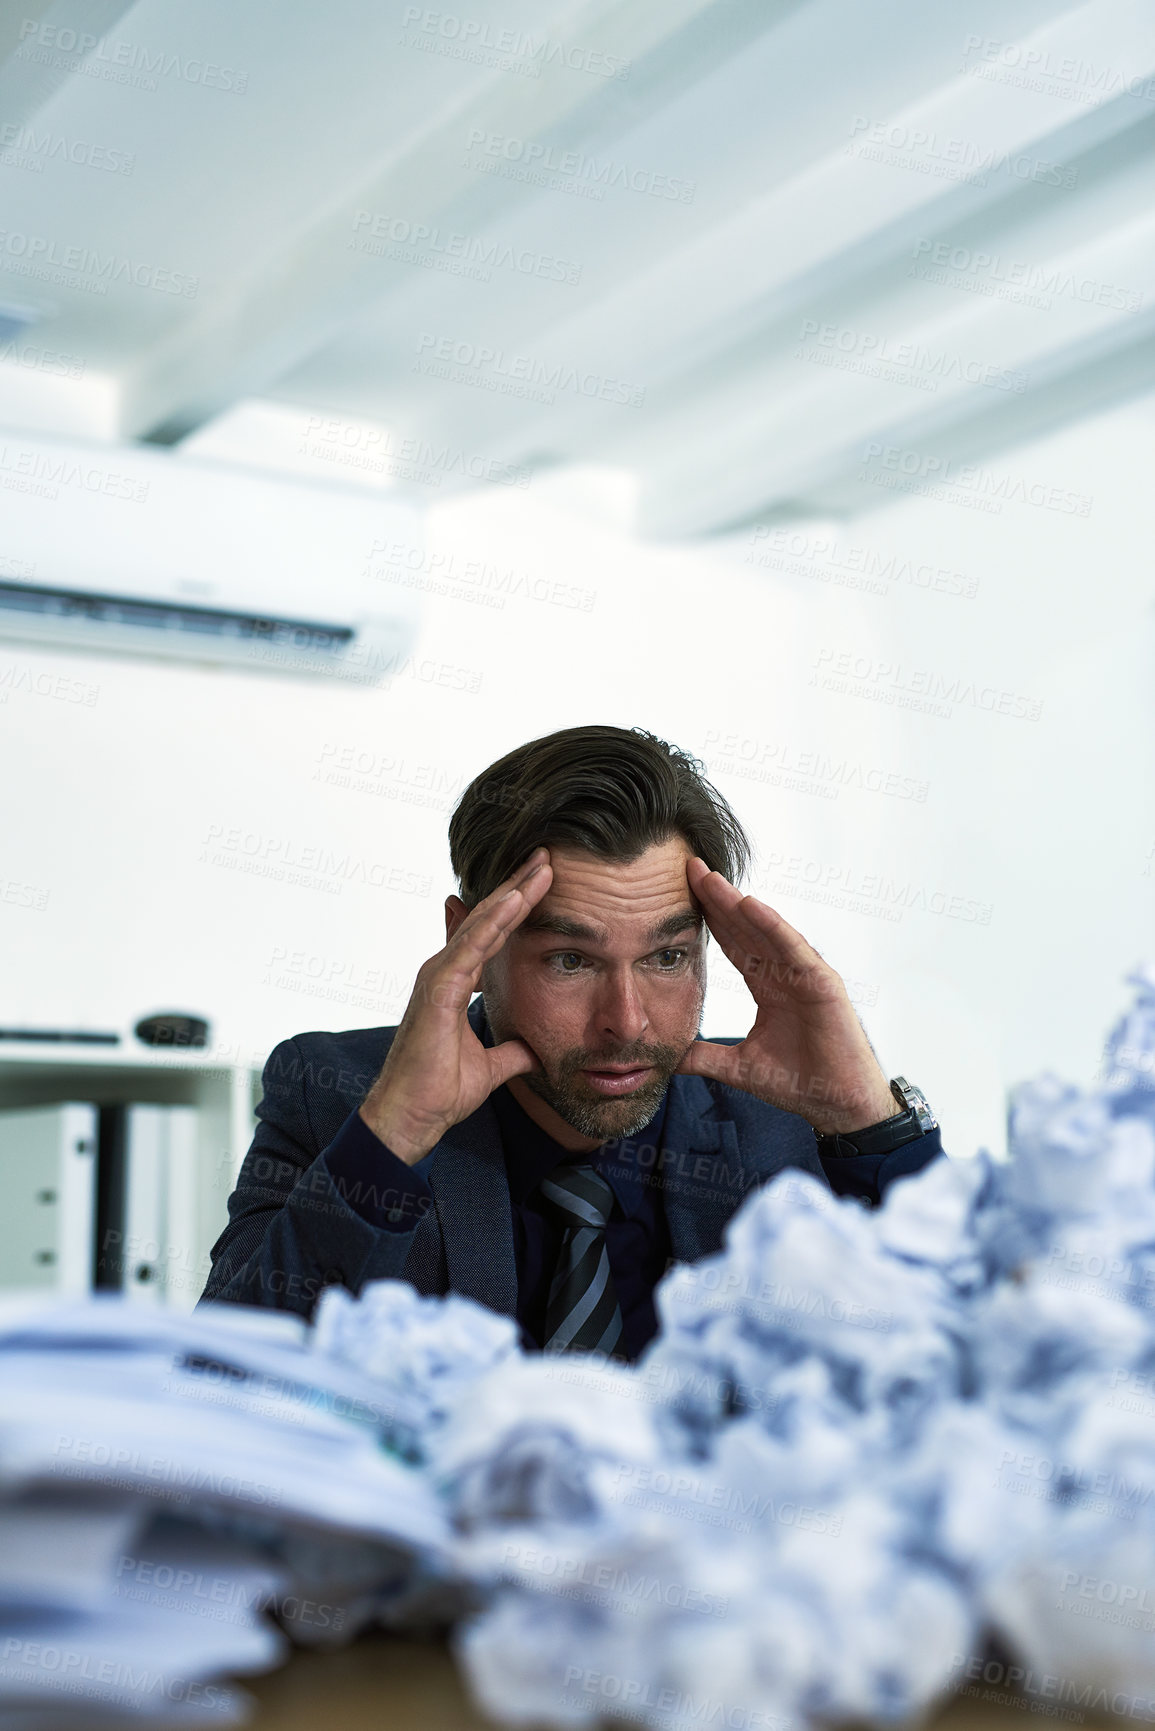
[311,1278,521,1458]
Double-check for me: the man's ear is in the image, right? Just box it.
[445,894,468,943]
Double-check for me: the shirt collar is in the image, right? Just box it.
[492,1083,667,1214]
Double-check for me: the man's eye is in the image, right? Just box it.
[552,952,585,973]
[654,949,687,969]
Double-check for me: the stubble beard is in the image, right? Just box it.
[518,1046,681,1142]
[482,977,703,1143]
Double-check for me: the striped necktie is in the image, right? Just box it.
[539,1163,624,1357]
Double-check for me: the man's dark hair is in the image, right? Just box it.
[448,724,752,909]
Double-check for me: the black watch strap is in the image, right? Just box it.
[813,1077,938,1159]
[814,1107,922,1159]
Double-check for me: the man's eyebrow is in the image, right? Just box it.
[519,913,607,943]
[518,909,703,946]
[645,908,703,945]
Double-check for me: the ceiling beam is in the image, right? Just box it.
[121,0,777,444]
[0,0,142,133]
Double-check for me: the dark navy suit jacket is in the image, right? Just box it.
[201,996,941,1321]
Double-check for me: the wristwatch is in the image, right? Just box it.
[813,1076,938,1158]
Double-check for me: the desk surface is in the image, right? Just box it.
[246,1634,487,1730]
[243,1634,1135,1731]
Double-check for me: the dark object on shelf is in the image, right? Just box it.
[94,1105,127,1291]
[134,1013,210,1049]
[0,1028,121,1045]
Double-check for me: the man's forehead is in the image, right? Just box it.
[519,840,702,945]
[545,839,694,895]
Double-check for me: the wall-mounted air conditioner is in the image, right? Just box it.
[0,429,421,683]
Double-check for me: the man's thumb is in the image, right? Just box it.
[676,1039,736,1082]
[489,1036,539,1088]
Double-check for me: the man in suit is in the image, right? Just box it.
[201,724,943,1358]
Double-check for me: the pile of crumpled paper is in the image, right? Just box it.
[4,967,1155,1730]
[321,966,1155,1731]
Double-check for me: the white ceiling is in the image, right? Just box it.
[2,0,1154,534]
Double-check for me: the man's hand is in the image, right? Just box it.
[358,847,553,1164]
[675,857,897,1134]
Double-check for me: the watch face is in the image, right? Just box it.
[891,1077,939,1132]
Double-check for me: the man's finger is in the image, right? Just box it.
[405,881,551,1020]
[686,882,797,996]
[688,859,827,985]
[452,847,550,940]
[690,859,809,954]
[687,858,782,958]
[439,854,553,987]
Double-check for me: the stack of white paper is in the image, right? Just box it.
[0,1296,451,1727]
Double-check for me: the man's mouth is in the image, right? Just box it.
[580,1065,655,1096]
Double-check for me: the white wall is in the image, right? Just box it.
[1,390,1151,1164]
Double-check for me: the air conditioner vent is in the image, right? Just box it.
[0,580,355,654]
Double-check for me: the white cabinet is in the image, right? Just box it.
[0,1102,97,1293]
[0,1047,261,1306]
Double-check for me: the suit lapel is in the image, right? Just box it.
[661,1075,746,1264]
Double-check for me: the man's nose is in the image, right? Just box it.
[592,970,650,1045]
